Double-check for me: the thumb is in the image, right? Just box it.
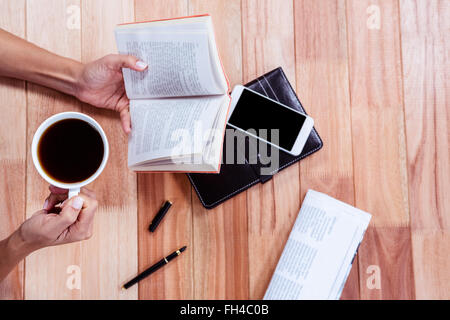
[106,54,148,71]
[57,196,84,230]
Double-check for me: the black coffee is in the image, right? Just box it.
[38,118,104,183]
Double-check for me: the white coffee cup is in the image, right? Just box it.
[31,112,109,199]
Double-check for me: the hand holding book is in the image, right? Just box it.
[75,54,148,133]
[115,15,230,172]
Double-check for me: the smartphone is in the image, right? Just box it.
[228,85,314,156]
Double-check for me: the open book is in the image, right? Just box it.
[115,15,230,172]
[264,190,372,300]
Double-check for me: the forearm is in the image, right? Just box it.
[0,28,83,96]
[0,229,36,282]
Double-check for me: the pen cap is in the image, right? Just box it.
[149,200,172,232]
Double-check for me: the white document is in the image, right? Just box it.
[264,190,371,300]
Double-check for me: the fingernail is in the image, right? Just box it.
[71,197,84,210]
[135,61,147,69]
[43,199,49,210]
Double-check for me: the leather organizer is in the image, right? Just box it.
[187,67,323,209]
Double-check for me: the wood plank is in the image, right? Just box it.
[241,0,302,299]
[134,0,193,300]
[294,0,359,299]
[136,175,193,299]
[24,0,83,300]
[0,0,26,300]
[399,0,449,231]
[189,0,248,299]
[345,0,414,299]
[411,232,450,299]
[399,0,450,299]
[192,194,249,299]
[80,0,137,299]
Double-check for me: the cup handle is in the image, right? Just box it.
[68,188,80,199]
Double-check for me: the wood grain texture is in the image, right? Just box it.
[134,0,193,300]
[24,0,83,300]
[294,0,359,299]
[399,0,450,299]
[346,0,414,299]
[0,0,26,300]
[241,0,302,300]
[135,0,188,20]
[347,0,409,227]
[0,0,448,300]
[189,0,248,299]
[411,232,450,299]
[80,0,138,299]
[399,0,449,231]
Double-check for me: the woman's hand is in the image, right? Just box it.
[74,54,148,133]
[19,186,98,250]
[0,186,98,281]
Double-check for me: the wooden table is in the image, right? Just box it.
[0,0,448,300]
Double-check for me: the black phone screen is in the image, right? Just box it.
[228,88,306,150]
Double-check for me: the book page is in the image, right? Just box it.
[264,190,371,300]
[115,31,224,98]
[128,96,225,167]
[203,95,230,166]
[116,16,229,95]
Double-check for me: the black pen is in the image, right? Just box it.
[122,246,187,290]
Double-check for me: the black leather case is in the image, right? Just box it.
[187,67,323,209]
